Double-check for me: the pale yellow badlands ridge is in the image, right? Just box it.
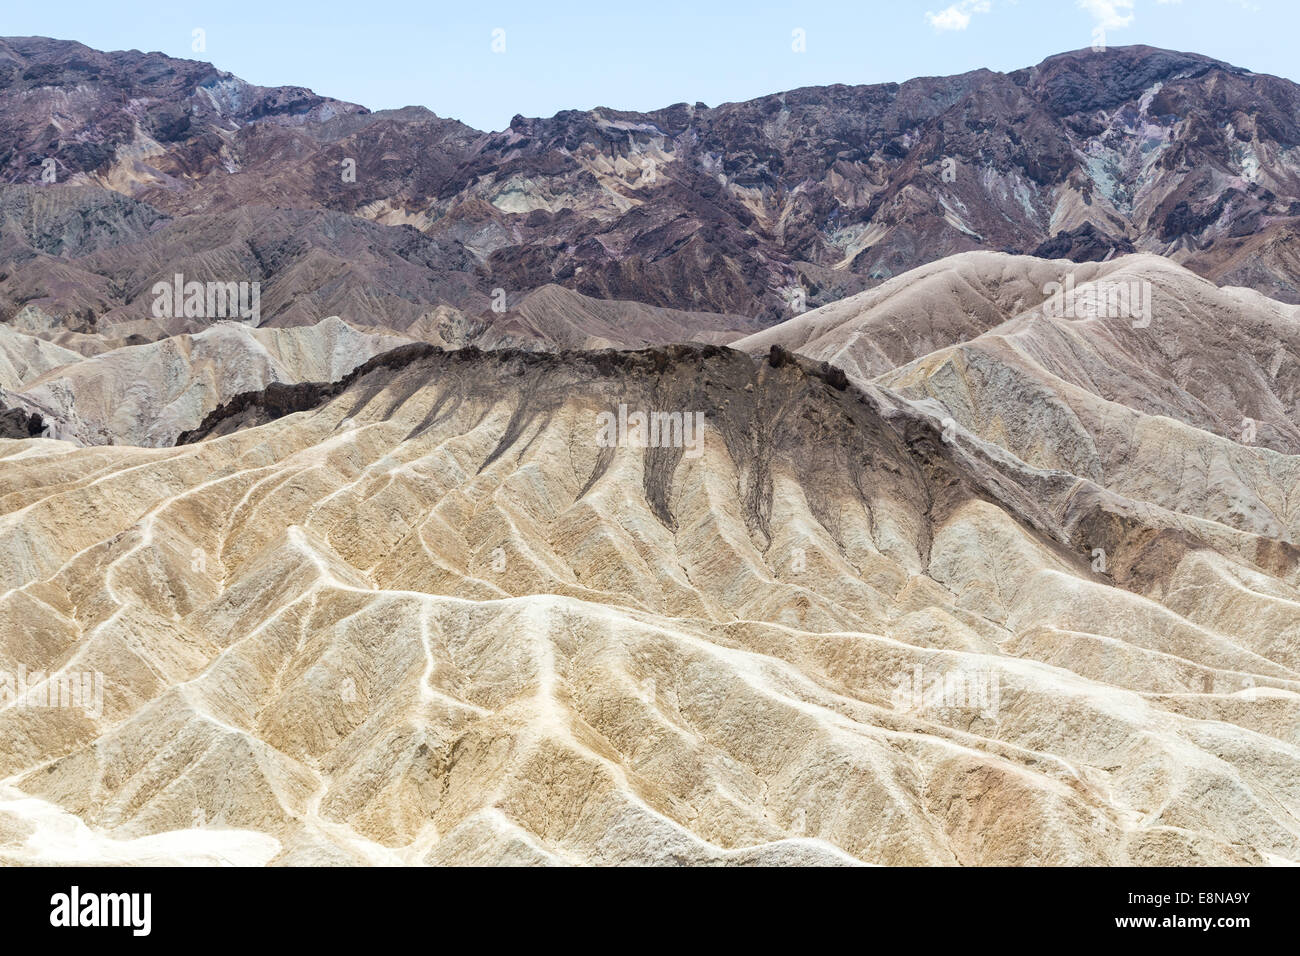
[4,315,410,447]
[0,255,1298,865]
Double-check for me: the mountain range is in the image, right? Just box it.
[1,36,1298,867]
[4,36,1300,331]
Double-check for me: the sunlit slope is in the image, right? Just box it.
[0,344,1297,865]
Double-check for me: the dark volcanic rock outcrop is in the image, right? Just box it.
[0,403,44,438]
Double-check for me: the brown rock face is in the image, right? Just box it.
[5,38,1300,331]
[2,36,1299,868]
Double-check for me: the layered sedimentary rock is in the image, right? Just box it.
[2,34,1298,866]
[5,38,1300,327]
[0,333,1296,865]
[2,316,411,446]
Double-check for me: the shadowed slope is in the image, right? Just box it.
[0,344,1295,865]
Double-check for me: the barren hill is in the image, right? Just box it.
[1,341,1297,864]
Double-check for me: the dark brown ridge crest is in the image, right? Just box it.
[176,341,854,444]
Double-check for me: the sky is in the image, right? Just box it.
[3,0,1289,131]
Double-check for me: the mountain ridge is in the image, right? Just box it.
[2,37,1300,866]
[4,322,1299,864]
[5,38,1300,327]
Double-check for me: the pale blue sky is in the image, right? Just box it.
[5,0,1286,131]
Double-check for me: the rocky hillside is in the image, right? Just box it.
[1,337,1297,864]
[2,36,1298,867]
[4,38,1300,328]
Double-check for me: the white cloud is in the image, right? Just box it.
[925,0,992,32]
[1078,0,1136,30]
